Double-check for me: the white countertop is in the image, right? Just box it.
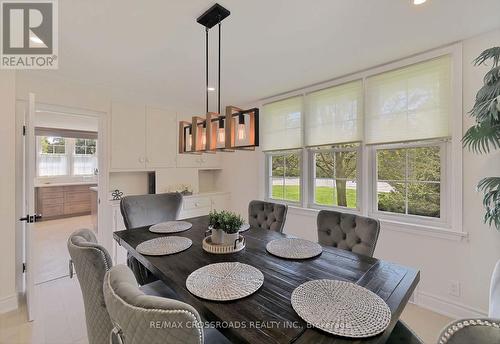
[35,181,97,187]
[108,191,229,206]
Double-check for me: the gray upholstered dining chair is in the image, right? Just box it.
[103,264,231,344]
[387,320,424,344]
[435,259,500,344]
[120,192,183,285]
[248,200,288,233]
[316,210,380,257]
[67,228,177,344]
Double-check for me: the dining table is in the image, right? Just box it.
[113,215,420,344]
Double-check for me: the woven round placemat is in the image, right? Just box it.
[149,221,192,234]
[291,279,391,338]
[239,223,250,232]
[136,236,192,256]
[186,262,264,301]
[266,238,323,259]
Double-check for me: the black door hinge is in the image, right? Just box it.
[22,263,26,273]
[22,125,26,136]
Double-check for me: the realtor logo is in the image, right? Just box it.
[1,0,58,69]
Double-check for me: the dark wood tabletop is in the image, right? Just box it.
[113,215,419,344]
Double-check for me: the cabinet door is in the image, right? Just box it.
[112,206,128,264]
[178,196,211,219]
[146,107,177,168]
[211,193,230,211]
[176,153,203,168]
[199,153,222,168]
[110,102,146,170]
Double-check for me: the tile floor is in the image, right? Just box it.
[0,275,453,344]
[34,216,93,284]
[2,215,453,343]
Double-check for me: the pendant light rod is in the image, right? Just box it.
[218,20,221,114]
[197,3,230,114]
[205,27,209,114]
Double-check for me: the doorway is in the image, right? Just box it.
[17,97,106,321]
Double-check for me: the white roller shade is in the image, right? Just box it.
[305,80,363,146]
[365,55,451,144]
[262,96,303,151]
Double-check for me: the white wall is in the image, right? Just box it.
[222,29,500,318]
[0,71,18,313]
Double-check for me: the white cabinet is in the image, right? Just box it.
[178,192,230,219]
[110,102,146,170]
[176,153,222,168]
[111,203,128,265]
[110,103,177,171]
[146,107,177,168]
[211,193,230,211]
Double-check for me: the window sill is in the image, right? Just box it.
[379,219,468,241]
[285,205,467,242]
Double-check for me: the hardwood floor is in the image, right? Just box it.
[34,216,93,284]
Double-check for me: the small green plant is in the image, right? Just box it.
[208,210,244,234]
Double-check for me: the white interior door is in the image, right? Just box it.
[23,93,38,321]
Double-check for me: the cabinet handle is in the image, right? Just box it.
[139,157,145,163]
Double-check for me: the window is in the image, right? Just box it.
[73,139,97,175]
[37,136,98,177]
[267,151,301,203]
[261,47,460,231]
[38,137,68,176]
[262,96,303,151]
[375,142,442,219]
[310,144,359,209]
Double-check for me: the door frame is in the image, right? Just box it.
[16,100,109,307]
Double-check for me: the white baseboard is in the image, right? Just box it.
[0,294,18,314]
[414,290,488,319]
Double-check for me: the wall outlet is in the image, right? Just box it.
[449,280,460,297]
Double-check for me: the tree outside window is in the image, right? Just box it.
[270,152,300,202]
[312,145,358,208]
[377,145,441,218]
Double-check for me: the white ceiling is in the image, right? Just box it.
[42,0,500,111]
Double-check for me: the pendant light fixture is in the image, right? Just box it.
[178,3,259,154]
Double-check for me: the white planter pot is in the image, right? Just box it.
[222,232,239,246]
[211,227,224,245]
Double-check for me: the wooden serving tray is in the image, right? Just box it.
[202,235,246,254]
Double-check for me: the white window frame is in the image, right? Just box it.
[368,139,449,228]
[265,149,303,206]
[260,43,463,235]
[36,136,70,177]
[36,136,98,178]
[73,138,98,176]
[307,144,362,213]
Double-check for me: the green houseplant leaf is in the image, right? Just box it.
[464,46,500,230]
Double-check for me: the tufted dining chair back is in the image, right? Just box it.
[317,210,380,257]
[120,192,183,229]
[67,228,114,344]
[120,192,182,285]
[248,200,288,233]
[103,265,204,344]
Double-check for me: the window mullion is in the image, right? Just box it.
[404,148,409,215]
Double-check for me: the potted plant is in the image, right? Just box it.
[208,210,244,245]
[463,47,500,230]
